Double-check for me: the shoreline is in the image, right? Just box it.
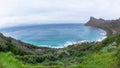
[36,28,107,48]
[50,27,108,48]
[54,36,107,48]
[38,33,107,48]
[0,23,108,49]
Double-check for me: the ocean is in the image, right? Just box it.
[0,23,106,48]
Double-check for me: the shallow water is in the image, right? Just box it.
[0,23,106,48]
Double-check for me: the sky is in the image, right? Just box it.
[0,0,120,28]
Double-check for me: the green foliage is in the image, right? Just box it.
[96,34,120,51]
[1,31,120,67]
[16,54,57,64]
[0,52,22,68]
[70,52,117,68]
[0,52,64,68]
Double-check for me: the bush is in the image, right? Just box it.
[16,54,57,64]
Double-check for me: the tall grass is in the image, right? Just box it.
[0,52,63,68]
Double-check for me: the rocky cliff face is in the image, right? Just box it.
[85,17,109,27]
[85,17,120,35]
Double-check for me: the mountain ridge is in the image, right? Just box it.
[85,17,120,36]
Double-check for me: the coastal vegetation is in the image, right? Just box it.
[0,33,120,68]
[0,17,120,68]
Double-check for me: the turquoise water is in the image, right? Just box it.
[0,24,106,48]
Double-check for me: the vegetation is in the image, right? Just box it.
[0,32,120,68]
[0,52,64,68]
[1,17,120,68]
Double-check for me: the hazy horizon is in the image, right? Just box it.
[0,0,120,28]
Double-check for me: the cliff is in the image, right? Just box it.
[85,17,120,35]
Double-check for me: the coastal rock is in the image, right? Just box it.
[85,17,107,27]
[85,17,120,35]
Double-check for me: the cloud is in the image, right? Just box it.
[0,0,120,28]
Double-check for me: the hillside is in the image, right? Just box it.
[85,17,120,36]
[1,33,120,68]
[0,32,100,66]
[0,17,120,68]
[0,32,57,55]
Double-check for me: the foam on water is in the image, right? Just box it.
[0,24,107,48]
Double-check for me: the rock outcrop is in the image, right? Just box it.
[85,17,120,35]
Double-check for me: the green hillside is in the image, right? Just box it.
[1,17,120,68]
[0,33,120,68]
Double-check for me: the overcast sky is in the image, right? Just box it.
[0,0,120,28]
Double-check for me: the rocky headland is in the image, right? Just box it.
[85,17,120,36]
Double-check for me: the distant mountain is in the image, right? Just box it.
[85,17,120,35]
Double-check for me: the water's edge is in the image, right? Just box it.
[37,25,107,48]
[0,23,107,48]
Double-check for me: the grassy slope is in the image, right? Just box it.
[0,43,119,68]
[0,51,117,68]
[71,50,117,68]
[1,34,120,68]
[0,23,120,68]
[0,52,64,68]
